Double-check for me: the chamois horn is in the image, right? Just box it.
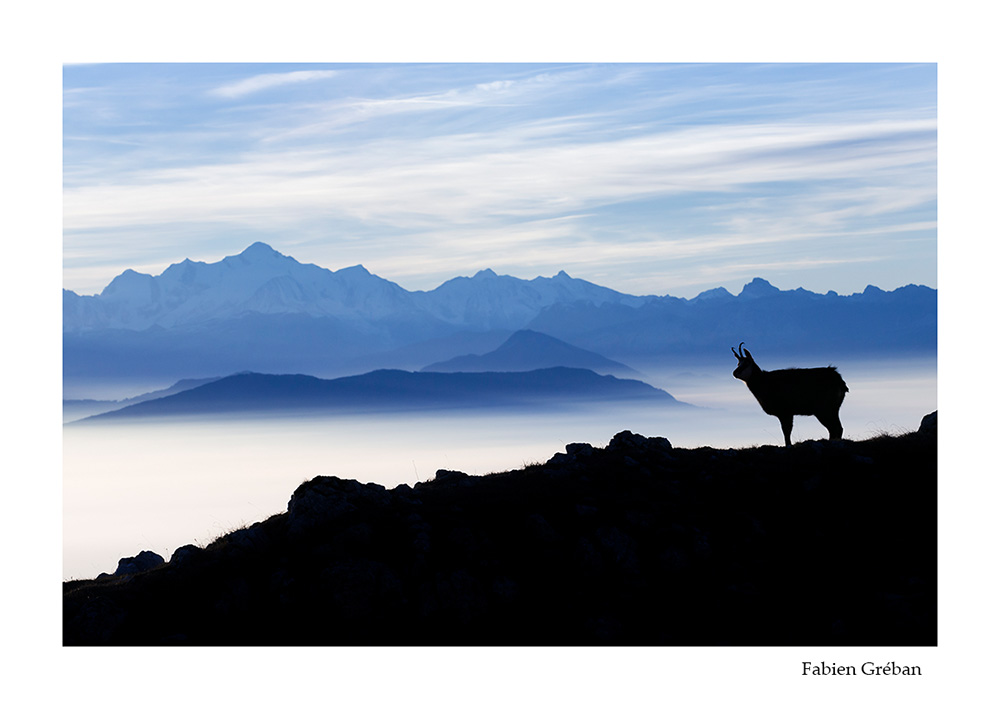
[732,342,746,359]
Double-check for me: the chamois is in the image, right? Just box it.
[732,342,848,447]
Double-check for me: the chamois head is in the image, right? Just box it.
[731,342,759,383]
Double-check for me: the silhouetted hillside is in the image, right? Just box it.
[63,376,222,423]
[79,367,683,421]
[63,413,937,646]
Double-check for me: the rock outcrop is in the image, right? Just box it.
[64,420,937,646]
[101,550,165,578]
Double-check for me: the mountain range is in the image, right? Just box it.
[63,241,649,333]
[64,242,937,390]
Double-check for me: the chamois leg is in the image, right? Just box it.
[816,411,844,441]
[778,414,794,447]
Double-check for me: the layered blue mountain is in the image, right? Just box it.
[525,277,937,361]
[421,330,637,376]
[64,242,937,389]
[80,368,685,421]
[63,376,223,423]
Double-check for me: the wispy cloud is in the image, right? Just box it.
[253,71,570,144]
[63,63,937,297]
[210,70,338,99]
[63,116,936,231]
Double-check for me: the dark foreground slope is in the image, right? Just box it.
[64,417,937,646]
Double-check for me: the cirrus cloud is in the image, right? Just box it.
[210,70,338,99]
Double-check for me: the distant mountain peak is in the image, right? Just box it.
[692,286,735,302]
[236,242,285,263]
[100,268,154,298]
[473,268,498,279]
[421,328,638,376]
[505,329,549,342]
[338,264,373,276]
[242,241,280,255]
[739,278,780,298]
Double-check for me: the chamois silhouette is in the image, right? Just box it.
[732,342,848,447]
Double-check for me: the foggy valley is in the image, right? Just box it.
[63,356,935,580]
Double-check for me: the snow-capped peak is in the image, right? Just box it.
[235,241,284,262]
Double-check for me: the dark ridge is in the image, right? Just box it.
[77,367,685,421]
[64,414,937,646]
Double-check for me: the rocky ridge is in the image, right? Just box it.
[63,413,937,646]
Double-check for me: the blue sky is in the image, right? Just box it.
[63,63,936,298]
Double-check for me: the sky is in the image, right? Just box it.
[62,62,937,299]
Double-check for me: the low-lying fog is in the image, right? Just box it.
[63,357,936,580]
